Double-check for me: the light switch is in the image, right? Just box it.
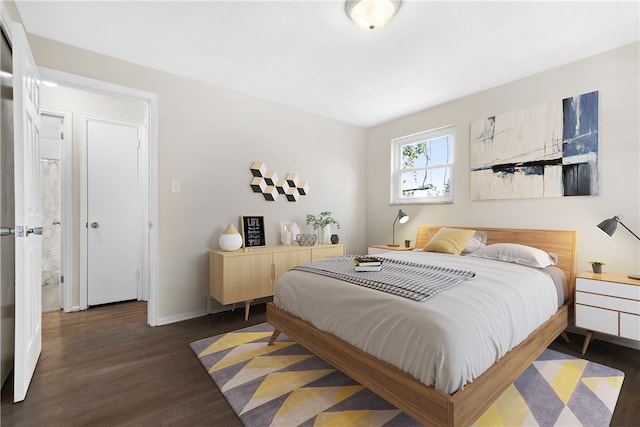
[171,179,181,193]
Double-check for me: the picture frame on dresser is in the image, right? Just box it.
[241,215,266,247]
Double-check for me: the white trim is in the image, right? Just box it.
[36,67,160,326]
[40,108,73,313]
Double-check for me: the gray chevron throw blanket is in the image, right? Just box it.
[292,255,475,301]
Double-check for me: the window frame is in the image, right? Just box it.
[390,125,455,205]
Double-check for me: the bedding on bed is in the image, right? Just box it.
[273,250,565,395]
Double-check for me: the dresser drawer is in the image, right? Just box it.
[311,245,345,261]
[576,278,640,300]
[575,291,640,315]
[620,313,640,341]
[575,304,618,335]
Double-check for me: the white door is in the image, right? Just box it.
[86,119,140,306]
[12,22,42,403]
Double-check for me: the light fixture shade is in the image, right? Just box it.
[345,0,401,31]
[398,209,409,224]
[597,216,619,237]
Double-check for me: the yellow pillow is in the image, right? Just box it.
[423,227,476,255]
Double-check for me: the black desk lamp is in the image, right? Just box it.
[389,209,409,247]
[597,215,640,280]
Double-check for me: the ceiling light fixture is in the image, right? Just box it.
[345,0,401,31]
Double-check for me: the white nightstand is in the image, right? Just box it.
[575,272,640,354]
[368,244,415,255]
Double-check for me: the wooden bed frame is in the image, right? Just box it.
[267,226,577,427]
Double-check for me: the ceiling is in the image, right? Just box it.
[16,1,640,128]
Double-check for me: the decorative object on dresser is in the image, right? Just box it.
[280,220,302,246]
[575,272,640,354]
[589,260,605,274]
[209,243,345,320]
[218,223,242,251]
[597,214,640,280]
[240,215,266,247]
[389,209,409,247]
[305,211,340,245]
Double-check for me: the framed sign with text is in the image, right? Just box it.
[241,215,266,247]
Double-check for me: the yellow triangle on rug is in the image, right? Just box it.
[190,323,624,427]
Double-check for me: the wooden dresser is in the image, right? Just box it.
[210,244,345,319]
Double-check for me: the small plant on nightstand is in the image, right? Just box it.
[589,261,605,274]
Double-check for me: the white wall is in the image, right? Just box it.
[28,35,368,324]
[366,42,640,277]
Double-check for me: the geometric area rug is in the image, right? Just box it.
[190,323,624,427]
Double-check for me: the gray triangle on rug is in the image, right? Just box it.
[190,323,624,427]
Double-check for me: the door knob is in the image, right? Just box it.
[26,227,43,235]
[91,222,99,228]
[0,227,14,237]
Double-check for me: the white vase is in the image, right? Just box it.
[219,224,242,251]
[323,225,331,245]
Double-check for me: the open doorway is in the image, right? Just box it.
[40,111,66,313]
[37,69,159,325]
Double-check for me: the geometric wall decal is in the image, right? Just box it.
[249,161,309,202]
[250,177,266,193]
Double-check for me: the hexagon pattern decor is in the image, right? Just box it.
[249,161,309,202]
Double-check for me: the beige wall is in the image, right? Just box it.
[28,35,367,323]
[366,42,640,276]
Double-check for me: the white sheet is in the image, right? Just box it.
[273,251,560,394]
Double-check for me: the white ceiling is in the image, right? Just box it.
[16,1,640,128]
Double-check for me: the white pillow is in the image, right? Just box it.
[469,243,558,268]
[461,231,487,254]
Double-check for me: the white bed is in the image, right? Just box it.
[266,226,577,427]
[273,250,565,394]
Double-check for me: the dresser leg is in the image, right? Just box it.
[244,300,253,321]
[561,331,570,343]
[581,331,593,355]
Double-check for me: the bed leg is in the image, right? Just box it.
[268,329,281,346]
[561,331,570,343]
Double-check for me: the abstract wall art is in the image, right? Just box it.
[470,91,599,200]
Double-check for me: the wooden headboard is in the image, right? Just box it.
[415,226,578,292]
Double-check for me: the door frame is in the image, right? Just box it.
[37,67,159,326]
[40,108,72,313]
[80,116,144,307]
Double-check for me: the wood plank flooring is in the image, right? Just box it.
[1,301,638,426]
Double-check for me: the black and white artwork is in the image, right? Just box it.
[470,91,599,200]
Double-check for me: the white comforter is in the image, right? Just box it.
[273,251,559,394]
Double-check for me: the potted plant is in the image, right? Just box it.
[589,261,605,274]
[306,211,340,244]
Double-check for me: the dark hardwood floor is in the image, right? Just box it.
[1,301,638,426]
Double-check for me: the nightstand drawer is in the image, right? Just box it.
[576,278,640,300]
[620,313,640,341]
[575,304,618,335]
[575,291,640,315]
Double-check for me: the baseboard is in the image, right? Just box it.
[155,309,206,326]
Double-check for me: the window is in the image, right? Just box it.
[391,125,454,204]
